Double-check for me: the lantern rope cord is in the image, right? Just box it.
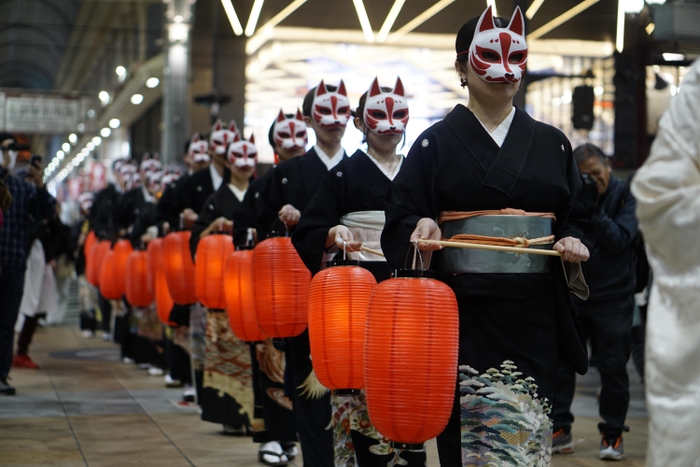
[444,234,555,248]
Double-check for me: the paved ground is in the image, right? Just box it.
[0,325,647,466]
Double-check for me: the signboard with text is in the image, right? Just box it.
[4,94,80,133]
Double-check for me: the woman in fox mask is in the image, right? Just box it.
[293,77,425,467]
[381,6,593,466]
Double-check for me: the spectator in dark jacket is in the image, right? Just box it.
[552,143,639,460]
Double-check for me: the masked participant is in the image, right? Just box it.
[115,153,161,234]
[293,78,425,466]
[381,6,592,465]
[191,134,258,435]
[256,80,351,467]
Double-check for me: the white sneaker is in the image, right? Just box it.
[123,357,136,364]
[148,367,164,376]
[259,441,288,466]
[81,329,94,338]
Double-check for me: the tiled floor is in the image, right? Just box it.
[0,325,647,466]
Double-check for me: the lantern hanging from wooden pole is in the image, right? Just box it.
[364,269,459,450]
[99,250,121,300]
[112,239,133,298]
[125,250,154,307]
[163,231,197,305]
[195,233,233,310]
[224,248,266,342]
[252,236,311,338]
[308,261,376,392]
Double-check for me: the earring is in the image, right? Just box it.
[460,78,467,88]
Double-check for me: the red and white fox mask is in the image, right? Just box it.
[364,77,409,136]
[210,120,239,155]
[467,5,527,84]
[312,80,351,128]
[273,109,308,151]
[188,134,210,163]
[140,153,162,175]
[227,133,257,169]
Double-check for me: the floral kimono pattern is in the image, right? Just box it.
[459,361,552,466]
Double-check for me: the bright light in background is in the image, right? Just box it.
[145,77,160,88]
[109,118,121,129]
[62,142,71,152]
[616,0,626,52]
[353,0,375,42]
[174,15,183,23]
[56,150,65,160]
[526,0,545,19]
[131,94,144,105]
[663,52,685,61]
[245,0,265,37]
[68,133,77,144]
[121,141,130,157]
[115,65,127,77]
[87,142,95,150]
[621,0,644,13]
[92,136,102,146]
[77,123,85,132]
[98,91,110,104]
[221,0,244,36]
[486,0,498,16]
[377,0,406,43]
[594,86,605,96]
[100,128,111,137]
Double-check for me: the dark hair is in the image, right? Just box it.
[573,143,608,166]
[268,114,295,147]
[302,84,338,117]
[455,15,509,65]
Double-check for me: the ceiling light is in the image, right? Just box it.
[353,0,375,42]
[68,133,77,144]
[646,22,655,35]
[57,150,65,160]
[87,142,95,150]
[621,0,644,12]
[100,128,111,137]
[98,91,110,104]
[131,94,144,105]
[377,0,406,43]
[526,0,545,19]
[109,118,121,129]
[529,0,599,41]
[388,0,456,42]
[62,142,71,152]
[221,0,244,35]
[647,0,666,3]
[663,52,685,61]
[245,0,265,36]
[116,66,127,77]
[594,86,605,96]
[77,123,85,132]
[174,15,183,23]
[485,0,498,16]
[92,136,102,146]
[145,77,160,88]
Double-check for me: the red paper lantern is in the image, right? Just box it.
[195,233,233,309]
[252,236,311,338]
[364,270,459,450]
[163,231,197,305]
[99,250,121,300]
[84,231,97,269]
[146,240,159,296]
[308,262,376,391]
[113,239,133,298]
[150,239,175,325]
[224,249,266,342]
[88,241,111,287]
[125,251,154,307]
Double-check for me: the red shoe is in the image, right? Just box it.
[13,354,39,369]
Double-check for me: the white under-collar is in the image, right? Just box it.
[314,144,344,171]
[228,183,246,202]
[475,106,516,148]
[141,185,154,203]
[365,152,404,181]
[209,163,224,190]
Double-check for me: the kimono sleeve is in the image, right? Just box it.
[382,133,439,269]
[190,191,219,259]
[255,165,286,240]
[232,187,257,247]
[292,169,342,275]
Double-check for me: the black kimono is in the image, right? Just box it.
[176,166,218,217]
[382,105,590,465]
[293,150,426,467]
[256,147,345,467]
[190,184,242,257]
[157,174,189,232]
[232,169,272,246]
[115,187,147,233]
[89,183,121,240]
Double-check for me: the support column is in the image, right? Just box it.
[161,0,196,165]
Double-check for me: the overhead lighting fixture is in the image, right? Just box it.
[528,0,600,41]
[77,123,85,132]
[87,142,95,150]
[174,15,183,23]
[68,133,77,144]
[131,94,144,105]
[145,77,160,88]
[245,0,265,37]
[92,136,102,146]
[486,0,498,16]
[621,0,644,13]
[388,0,456,42]
[377,0,406,43]
[647,0,666,3]
[257,0,307,33]
[62,142,71,152]
[116,65,127,77]
[663,52,685,61]
[616,0,626,52]
[353,0,375,42]
[646,22,655,35]
[109,118,121,129]
[100,128,111,137]
[98,91,110,105]
[221,0,244,35]
[56,150,65,160]
[526,0,545,19]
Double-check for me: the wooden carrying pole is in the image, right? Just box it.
[415,239,562,257]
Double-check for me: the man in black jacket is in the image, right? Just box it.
[552,143,639,461]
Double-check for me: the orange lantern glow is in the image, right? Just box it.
[88,240,111,287]
[364,270,459,450]
[252,236,311,338]
[112,239,133,298]
[146,240,159,296]
[224,249,266,342]
[195,234,233,309]
[99,250,121,300]
[163,231,197,305]
[148,239,175,325]
[84,231,97,269]
[125,251,154,307]
[308,261,376,391]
